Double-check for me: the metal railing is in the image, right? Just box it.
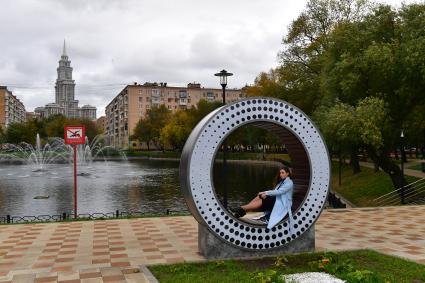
[373,177,425,206]
[0,209,189,224]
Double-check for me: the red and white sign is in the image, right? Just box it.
[64,126,85,145]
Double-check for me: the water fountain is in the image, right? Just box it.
[0,134,70,170]
[0,134,126,170]
[73,135,126,166]
[0,133,130,210]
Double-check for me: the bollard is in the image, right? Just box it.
[116,210,119,218]
[62,212,67,221]
[6,215,11,223]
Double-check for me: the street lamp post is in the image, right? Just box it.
[400,129,405,204]
[214,69,233,209]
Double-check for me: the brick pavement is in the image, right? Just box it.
[0,217,201,282]
[0,206,424,282]
[316,205,425,264]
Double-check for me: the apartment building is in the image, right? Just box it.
[0,86,26,129]
[96,116,107,134]
[26,111,42,120]
[79,105,97,120]
[105,82,245,148]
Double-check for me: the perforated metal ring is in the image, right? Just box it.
[180,97,330,250]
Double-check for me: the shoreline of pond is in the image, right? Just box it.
[103,156,283,166]
[0,156,283,166]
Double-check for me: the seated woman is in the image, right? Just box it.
[230,166,293,229]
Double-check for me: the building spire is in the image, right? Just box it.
[62,39,67,56]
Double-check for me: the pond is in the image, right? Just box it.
[0,159,280,217]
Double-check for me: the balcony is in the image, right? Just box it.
[179,98,187,106]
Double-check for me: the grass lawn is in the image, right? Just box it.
[331,162,418,207]
[149,250,425,283]
[407,163,424,171]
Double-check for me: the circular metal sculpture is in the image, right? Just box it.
[180,97,330,250]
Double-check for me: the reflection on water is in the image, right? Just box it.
[214,161,280,208]
[0,159,280,216]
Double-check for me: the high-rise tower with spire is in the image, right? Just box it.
[34,41,97,120]
[55,40,79,118]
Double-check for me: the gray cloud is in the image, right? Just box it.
[0,0,415,117]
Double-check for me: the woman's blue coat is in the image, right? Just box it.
[265,177,293,229]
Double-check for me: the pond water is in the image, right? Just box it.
[0,159,279,217]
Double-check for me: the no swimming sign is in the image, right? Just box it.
[64,126,85,145]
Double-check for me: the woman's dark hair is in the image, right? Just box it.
[274,165,292,186]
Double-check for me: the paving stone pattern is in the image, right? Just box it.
[0,206,424,282]
[0,217,201,282]
[316,206,425,264]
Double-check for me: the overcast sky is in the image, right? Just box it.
[0,0,420,117]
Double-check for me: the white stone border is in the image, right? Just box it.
[180,97,330,250]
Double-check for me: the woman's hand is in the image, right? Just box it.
[258,192,267,199]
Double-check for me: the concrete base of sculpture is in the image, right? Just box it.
[198,223,315,259]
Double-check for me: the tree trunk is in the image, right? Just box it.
[367,147,407,199]
[421,129,425,159]
[374,162,380,172]
[349,147,361,174]
[338,150,342,186]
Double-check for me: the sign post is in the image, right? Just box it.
[64,126,85,218]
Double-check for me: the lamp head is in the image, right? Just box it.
[214,69,233,87]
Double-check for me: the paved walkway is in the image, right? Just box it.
[359,160,425,178]
[316,206,425,264]
[0,206,425,282]
[0,217,200,282]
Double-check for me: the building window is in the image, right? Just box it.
[179,90,187,98]
[207,92,214,101]
[152,89,161,104]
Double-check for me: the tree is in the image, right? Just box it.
[0,127,5,144]
[44,114,67,139]
[319,3,425,188]
[245,1,371,115]
[245,70,282,98]
[132,105,171,150]
[315,97,387,175]
[159,110,192,150]
[159,100,222,150]
[5,122,37,144]
[277,0,371,114]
